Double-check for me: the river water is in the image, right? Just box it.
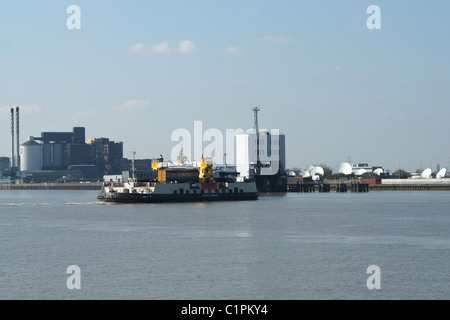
[0,190,448,299]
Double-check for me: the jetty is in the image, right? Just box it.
[286,177,450,192]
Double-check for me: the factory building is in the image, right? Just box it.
[236,130,286,192]
[18,127,101,182]
[0,157,10,177]
[88,138,125,176]
[4,107,127,183]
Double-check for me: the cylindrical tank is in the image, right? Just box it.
[20,139,42,171]
[42,142,64,169]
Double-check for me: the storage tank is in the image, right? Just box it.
[20,138,42,171]
[436,168,446,179]
[42,142,65,169]
[420,168,432,178]
[353,169,367,176]
[336,162,352,175]
[310,166,324,176]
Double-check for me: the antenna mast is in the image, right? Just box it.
[252,107,261,175]
[10,108,15,168]
[16,107,20,170]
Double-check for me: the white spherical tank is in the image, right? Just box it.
[436,168,446,179]
[373,168,384,176]
[20,139,42,171]
[337,162,352,175]
[310,166,324,176]
[353,169,367,176]
[420,168,432,178]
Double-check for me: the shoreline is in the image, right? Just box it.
[1,182,450,191]
[0,182,102,191]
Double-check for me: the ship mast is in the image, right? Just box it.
[252,107,261,175]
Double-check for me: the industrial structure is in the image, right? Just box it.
[9,107,20,170]
[88,138,124,177]
[0,106,139,184]
[236,108,287,192]
[2,105,448,189]
[4,122,126,182]
[17,127,97,181]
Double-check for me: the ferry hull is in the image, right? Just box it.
[97,192,259,203]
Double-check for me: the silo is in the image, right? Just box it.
[20,138,42,171]
[42,142,65,169]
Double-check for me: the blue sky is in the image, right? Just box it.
[1,0,449,172]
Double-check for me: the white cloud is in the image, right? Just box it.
[127,42,171,54]
[221,46,245,54]
[127,42,145,52]
[148,42,171,54]
[176,40,195,54]
[128,41,195,55]
[313,66,344,74]
[116,100,151,112]
[262,35,295,43]
[0,105,43,116]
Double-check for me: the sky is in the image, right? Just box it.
[0,0,449,173]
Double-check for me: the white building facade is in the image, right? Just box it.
[236,130,285,179]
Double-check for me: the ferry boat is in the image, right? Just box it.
[97,155,259,203]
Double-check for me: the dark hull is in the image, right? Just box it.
[97,192,259,203]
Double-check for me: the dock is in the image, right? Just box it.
[286,177,450,192]
[286,181,368,193]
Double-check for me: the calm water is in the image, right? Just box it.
[0,190,448,300]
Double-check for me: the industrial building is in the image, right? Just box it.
[0,157,10,177]
[3,107,128,183]
[14,127,126,182]
[88,138,124,176]
[236,130,286,191]
[235,108,287,192]
[18,127,97,182]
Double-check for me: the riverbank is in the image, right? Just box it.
[0,182,102,190]
[2,181,450,191]
[286,178,450,192]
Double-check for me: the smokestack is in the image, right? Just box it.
[16,106,20,170]
[11,108,15,167]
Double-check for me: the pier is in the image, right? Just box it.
[286,178,450,192]
[286,182,368,193]
[368,184,450,191]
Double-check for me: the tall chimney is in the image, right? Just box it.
[16,107,20,170]
[11,108,15,167]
